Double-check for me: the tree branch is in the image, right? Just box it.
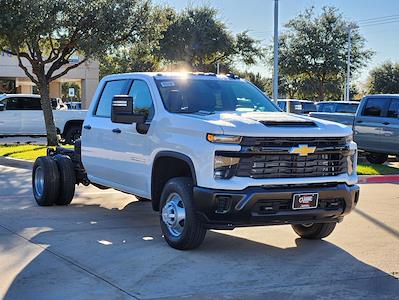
[48,58,88,82]
[15,51,39,85]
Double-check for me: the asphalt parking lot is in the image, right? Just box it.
[0,165,398,300]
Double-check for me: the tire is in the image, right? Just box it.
[32,156,60,206]
[54,155,76,205]
[159,177,206,250]
[292,223,337,239]
[64,125,82,145]
[366,153,388,164]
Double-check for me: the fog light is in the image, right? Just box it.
[214,156,240,179]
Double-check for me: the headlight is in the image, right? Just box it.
[347,149,356,176]
[345,134,353,143]
[207,133,242,144]
[214,156,240,179]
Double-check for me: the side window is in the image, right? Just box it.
[21,97,41,110]
[362,98,389,117]
[277,101,286,110]
[5,97,21,110]
[95,80,132,117]
[129,80,154,121]
[387,99,399,118]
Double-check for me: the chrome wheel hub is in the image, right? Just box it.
[34,166,44,197]
[161,193,186,237]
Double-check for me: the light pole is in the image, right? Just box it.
[345,26,352,101]
[272,0,279,103]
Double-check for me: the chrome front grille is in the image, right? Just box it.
[236,153,347,179]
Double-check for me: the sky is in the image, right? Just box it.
[155,0,399,85]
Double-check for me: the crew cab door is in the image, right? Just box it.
[82,78,154,197]
[109,79,154,195]
[354,97,390,152]
[380,98,399,155]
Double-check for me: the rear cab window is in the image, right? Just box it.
[362,98,390,117]
[2,97,41,110]
[387,98,399,118]
[336,103,358,113]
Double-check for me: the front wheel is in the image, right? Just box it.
[160,177,206,250]
[291,223,336,239]
[366,153,388,164]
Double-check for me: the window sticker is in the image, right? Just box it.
[160,81,175,87]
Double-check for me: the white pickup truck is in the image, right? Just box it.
[0,94,86,144]
[31,72,360,250]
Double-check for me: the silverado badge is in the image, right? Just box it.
[289,144,316,156]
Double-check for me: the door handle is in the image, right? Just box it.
[356,120,363,124]
[112,128,121,134]
[83,124,91,130]
[382,122,390,125]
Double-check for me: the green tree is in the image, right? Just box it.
[0,0,152,145]
[99,6,172,78]
[235,71,272,95]
[276,6,373,100]
[368,62,399,94]
[159,6,264,72]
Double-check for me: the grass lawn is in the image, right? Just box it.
[1,144,399,175]
[0,144,72,161]
[357,163,399,176]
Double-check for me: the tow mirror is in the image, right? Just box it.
[111,95,146,124]
[0,103,4,111]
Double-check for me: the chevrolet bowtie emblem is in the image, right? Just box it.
[289,144,316,156]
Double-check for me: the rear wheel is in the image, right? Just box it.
[54,155,76,205]
[160,177,206,250]
[32,156,60,206]
[366,153,388,164]
[291,223,337,239]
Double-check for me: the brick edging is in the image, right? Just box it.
[358,175,399,184]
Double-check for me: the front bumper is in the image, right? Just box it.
[193,183,360,230]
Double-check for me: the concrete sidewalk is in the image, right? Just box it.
[0,165,398,299]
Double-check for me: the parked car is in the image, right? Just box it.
[31,72,359,250]
[310,94,399,164]
[0,94,86,144]
[317,101,359,114]
[277,99,317,114]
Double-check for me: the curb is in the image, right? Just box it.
[358,175,399,184]
[0,157,33,170]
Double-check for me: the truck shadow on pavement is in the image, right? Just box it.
[2,191,399,300]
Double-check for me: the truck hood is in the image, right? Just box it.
[187,111,352,137]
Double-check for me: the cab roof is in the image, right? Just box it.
[102,72,246,82]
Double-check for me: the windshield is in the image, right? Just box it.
[155,78,279,113]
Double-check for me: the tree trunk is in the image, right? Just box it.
[317,82,325,101]
[37,82,58,146]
